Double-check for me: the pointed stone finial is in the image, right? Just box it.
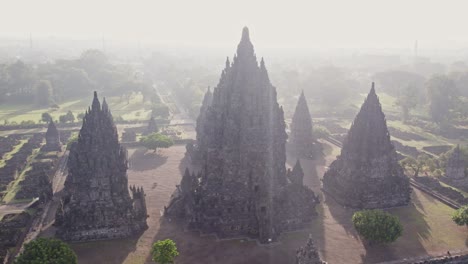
[370,82,376,95]
[241,27,250,42]
[92,91,100,111]
[225,57,230,69]
[260,57,266,69]
[102,97,109,112]
[236,27,254,58]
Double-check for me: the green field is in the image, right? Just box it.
[0,94,152,124]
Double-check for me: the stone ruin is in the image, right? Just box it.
[143,114,159,135]
[167,27,319,243]
[189,87,213,163]
[296,235,327,264]
[42,120,61,152]
[446,145,466,180]
[121,130,137,142]
[289,91,319,158]
[55,92,148,241]
[323,83,411,209]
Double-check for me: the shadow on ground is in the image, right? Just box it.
[71,237,139,264]
[129,149,168,171]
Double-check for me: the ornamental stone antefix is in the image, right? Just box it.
[296,235,327,264]
[322,83,411,209]
[446,145,466,180]
[42,120,61,152]
[290,91,316,158]
[55,92,148,241]
[166,27,319,243]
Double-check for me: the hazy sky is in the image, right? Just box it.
[2,0,468,50]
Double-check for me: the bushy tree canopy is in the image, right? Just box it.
[14,238,77,264]
[140,133,173,152]
[452,206,468,226]
[352,210,403,244]
[151,239,179,264]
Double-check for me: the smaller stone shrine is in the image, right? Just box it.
[42,120,61,151]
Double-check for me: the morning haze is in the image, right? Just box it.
[0,1,467,264]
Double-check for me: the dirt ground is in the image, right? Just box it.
[68,142,468,264]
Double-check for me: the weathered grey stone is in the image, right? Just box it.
[166,27,319,243]
[143,115,158,136]
[323,83,411,209]
[290,91,316,158]
[288,159,304,186]
[42,120,61,152]
[296,235,327,264]
[55,92,147,241]
[446,145,466,180]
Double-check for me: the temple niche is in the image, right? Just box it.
[167,27,319,243]
[322,83,411,209]
[55,92,147,241]
[289,91,319,158]
[41,120,61,152]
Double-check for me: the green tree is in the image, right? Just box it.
[59,114,68,124]
[400,154,432,177]
[41,112,53,123]
[140,133,174,153]
[14,238,77,264]
[152,104,170,119]
[452,206,468,226]
[36,80,53,106]
[151,239,179,264]
[66,134,78,150]
[426,75,457,124]
[65,110,75,123]
[59,111,75,123]
[352,210,403,244]
[77,112,85,121]
[395,84,419,122]
[312,126,330,139]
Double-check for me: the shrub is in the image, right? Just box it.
[352,210,403,244]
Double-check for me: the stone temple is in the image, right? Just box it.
[167,27,319,243]
[322,83,411,209]
[55,92,147,241]
[446,145,466,180]
[42,120,61,152]
[289,91,316,158]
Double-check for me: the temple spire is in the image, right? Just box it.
[323,83,411,209]
[241,26,250,42]
[236,27,254,59]
[102,97,108,112]
[92,91,100,111]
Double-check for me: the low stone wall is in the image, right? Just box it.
[414,176,468,204]
[392,140,421,158]
[423,145,452,156]
[389,127,427,141]
[0,134,44,194]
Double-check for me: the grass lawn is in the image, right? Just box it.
[0,94,153,124]
[0,139,28,168]
[2,148,40,204]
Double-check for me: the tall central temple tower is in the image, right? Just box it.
[55,92,147,241]
[167,28,318,243]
